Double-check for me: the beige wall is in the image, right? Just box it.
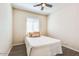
[13,8,47,45]
[0,4,12,55]
[48,4,79,52]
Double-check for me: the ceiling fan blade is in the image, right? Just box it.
[45,3,52,7]
[33,3,42,7]
[41,7,44,10]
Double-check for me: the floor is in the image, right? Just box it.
[9,44,79,56]
[9,44,26,56]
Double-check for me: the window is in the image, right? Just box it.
[26,16,39,33]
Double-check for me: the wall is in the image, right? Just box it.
[13,8,47,45]
[0,4,12,55]
[48,4,79,52]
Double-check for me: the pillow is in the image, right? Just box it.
[28,32,40,37]
[32,32,40,37]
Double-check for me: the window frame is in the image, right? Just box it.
[26,16,40,33]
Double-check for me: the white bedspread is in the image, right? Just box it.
[25,36,62,56]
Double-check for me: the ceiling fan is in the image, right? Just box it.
[33,3,53,10]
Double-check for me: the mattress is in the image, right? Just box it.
[25,36,63,56]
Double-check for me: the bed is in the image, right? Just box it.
[25,36,63,56]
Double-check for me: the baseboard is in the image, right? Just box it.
[12,43,24,46]
[63,44,79,53]
[7,45,12,56]
[0,45,12,56]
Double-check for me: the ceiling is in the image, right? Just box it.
[12,3,69,15]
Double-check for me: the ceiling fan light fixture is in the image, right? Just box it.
[42,3,46,7]
[33,3,52,10]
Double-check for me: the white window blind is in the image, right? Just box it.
[26,16,39,32]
